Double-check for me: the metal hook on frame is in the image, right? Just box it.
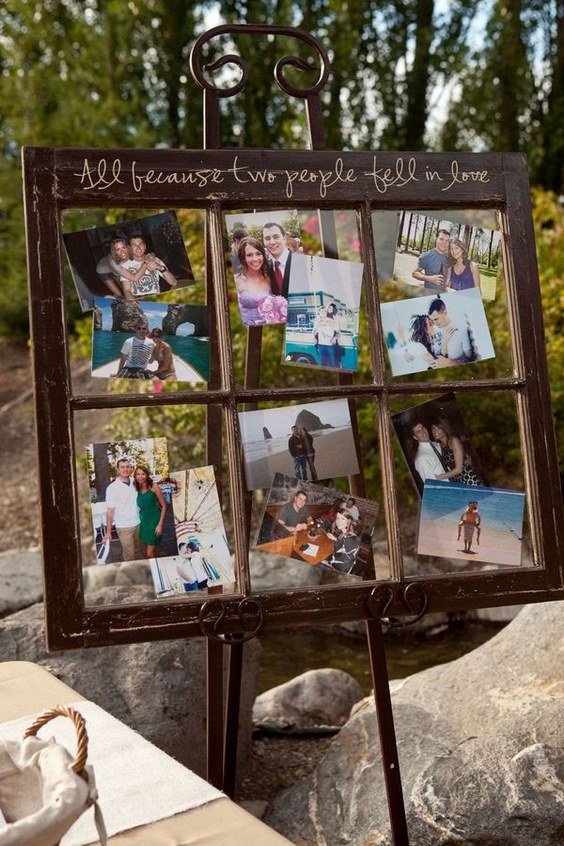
[367,583,429,628]
[198,597,264,643]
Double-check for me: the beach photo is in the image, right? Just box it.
[254,472,379,579]
[85,437,176,565]
[392,211,501,301]
[63,211,194,311]
[418,480,526,569]
[391,392,487,495]
[283,253,364,372]
[148,465,235,598]
[238,398,360,490]
[91,298,210,383]
[380,288,495,377]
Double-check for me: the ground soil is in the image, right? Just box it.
[0,341,328,806]
[0,343,42,552]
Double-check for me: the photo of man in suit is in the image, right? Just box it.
[262,221,293,298]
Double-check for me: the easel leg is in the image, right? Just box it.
[365,617,410,845]
[206,637,225,789]
[223,638,244,799]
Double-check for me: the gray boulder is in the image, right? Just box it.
[250,552,324,591]
[0,586,259,780]
[267,602,564,845]
[0,549,43,616]
[253,668,364,730]
[82,560,153,597]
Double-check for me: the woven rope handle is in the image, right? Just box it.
[23,704,88,776]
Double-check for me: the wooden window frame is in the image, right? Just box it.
[23,146,564,650]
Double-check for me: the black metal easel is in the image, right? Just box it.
[191,24,410,843]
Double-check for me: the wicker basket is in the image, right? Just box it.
[0,705,106,846]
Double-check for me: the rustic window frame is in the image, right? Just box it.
[23,146,564,650]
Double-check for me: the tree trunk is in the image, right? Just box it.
[404,0,435,150]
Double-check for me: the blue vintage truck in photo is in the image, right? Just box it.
[284,327,358,371]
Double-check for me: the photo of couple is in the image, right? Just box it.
[392,211,501,301]
[392,394,487,496]
[254,472,379,579]
[86,437,177,565]
[91,299,210,384]
[418,481,526,570]
[238,398,359,491]
[63,211,195,312]
[150,466,235,598]
[225,209,305,326]
[380,288,495,377]
[283,253,364,372]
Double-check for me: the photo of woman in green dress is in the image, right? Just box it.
[134,465,167,558]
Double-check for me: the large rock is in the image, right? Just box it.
[295,409,332,432]
[82,560,153,597]
[267,602,564,845]
[0,586,260,780]
[111,298,146,332]
[250,552,324,591]
[253,668,363,730]
[0,549,42,616]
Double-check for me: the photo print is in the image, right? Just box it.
[224,209,302,326]
[85,437,176,565]
[283,253,364,372]
[380,288,495,377]
[418,481,526,569]
[238,398,360,491]
[391,393,487,496]
[149,466,235,598]
[392,211,501,301]
[91,298,210,383]
[254,472,379,578]
[63,211,194,311]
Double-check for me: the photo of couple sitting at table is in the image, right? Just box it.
[63,211,195,312]
[391,211,501,301]
[225,208,308,327]
[380,288,495,377]
[254,473,379,579]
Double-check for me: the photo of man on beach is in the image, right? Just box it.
[417,480,525,570]
[238,399,360,491]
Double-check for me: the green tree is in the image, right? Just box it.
[2,1,564,339]
[439,1,564,194]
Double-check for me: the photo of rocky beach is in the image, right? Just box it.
[238,399,360,491]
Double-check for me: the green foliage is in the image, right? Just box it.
[2,1,563,340]
[438,0,564,193]
[531,188,564,466]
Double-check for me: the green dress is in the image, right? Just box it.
[137,489,162,546]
